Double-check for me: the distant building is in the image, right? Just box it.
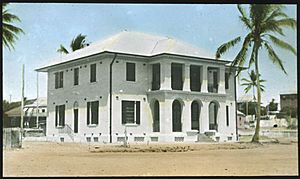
[280,93,297,110]
[4,98,47,134]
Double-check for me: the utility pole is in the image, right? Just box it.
[36,72,39,128]
[9,94,12,103]
[20,64,25,147]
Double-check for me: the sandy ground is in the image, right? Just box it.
[3,139,298,176]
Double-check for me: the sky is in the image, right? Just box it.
[3,3,297,107]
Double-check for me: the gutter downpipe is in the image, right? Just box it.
[109,53,117,143]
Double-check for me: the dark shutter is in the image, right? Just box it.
[90,64,96,82]
[61,105,65,127]
[135,101,140,125]
[213,71,218,89]
[225,73,229,89]
[190,65,201,92]
[74,68,79,85]
[87,102,90,125]
[91,101,99,125]
[126,63,135,81]
[60,71,64,88]
[226,106,229,126]
[55,72,58,89]
[55,105,58,126]
[121,101,126,124]
[152,64,160,90]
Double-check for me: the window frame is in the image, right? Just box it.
[55,104,65,128]
[87,100,99,126]
[90,63,97,83]
[74,67,79,86]
[126,62,136,82]
[121,100,140,125]
[54,71,64,89]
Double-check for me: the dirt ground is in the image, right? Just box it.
[3,139,298,176]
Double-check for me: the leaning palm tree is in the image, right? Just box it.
[57,33,88,54]
[2,3,25,50]
[216,4,296,142]
[241,70,266,100]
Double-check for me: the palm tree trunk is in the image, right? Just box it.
[251,44,262,143]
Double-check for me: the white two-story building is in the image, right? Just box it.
[36,31,239,143]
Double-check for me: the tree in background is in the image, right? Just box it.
[268,98,278,111]
[2,3,25,50]
[57,33,89,54]
[216,4,297,143]
[241,70,266,101]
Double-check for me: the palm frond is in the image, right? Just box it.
[57,45,69,54]
[264,42,287,74]
[237,4,252,29]
[70,33,87,52]
[215,36,241,59]
[275,18,297,29]
[266,34,296,55]
[3,11,21,23]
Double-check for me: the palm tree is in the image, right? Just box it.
[216,4,296,142]
[241,70,266,100]
[2,3,25,50]
[57,33,89,54]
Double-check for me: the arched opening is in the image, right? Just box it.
[191,101,200,131]
[172,100,182,132]
[209,101,219,131]
[153,100,160,132]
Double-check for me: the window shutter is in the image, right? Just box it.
[136,101,140,125]
[87,102,90,125]
[121,101,126,124]
[61,105,65,127]
[55,73,58,89]
[92,101,99,125]
[60,71,64,88]
[55,105,58,126]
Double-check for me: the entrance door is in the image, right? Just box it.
[74,109,78,133]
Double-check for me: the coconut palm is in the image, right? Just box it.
[215,4,297,142]
[57,33,89,54]
[2,3,24,50]
[241,70,266,100]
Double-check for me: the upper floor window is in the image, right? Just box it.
[190,65,201,92]
[87,101,99,125]
[90,64,96,83]
[152,63,160,90]
[171,63,183,90]
[55,104,65,127]
[74,67,79,85]
[55,71,63,89]
[122,100,140,125]
[225,72,229,89]
[126,62,135,82]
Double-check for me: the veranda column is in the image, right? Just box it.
[160,98,173,141]
[183,63,190,91]
[160,61,172,90]
[218,67,226,94]
[182,100,192,132]
[201,65,208,93]
[200,101,209,133]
